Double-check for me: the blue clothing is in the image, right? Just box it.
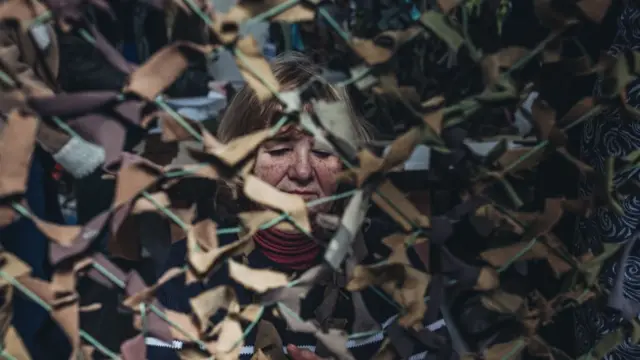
[290,24,305,52]
[147,219,449,359]
[1,153,48,355]
[408,0,420,20]
[0,151,70,359]
[121,42,139,64]
[573,4,640,359]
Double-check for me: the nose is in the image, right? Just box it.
[289,145,313,182]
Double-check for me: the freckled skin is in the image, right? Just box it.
[253,133,342,215]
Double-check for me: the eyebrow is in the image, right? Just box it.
[269,133,297,142]
[262,135,296,148]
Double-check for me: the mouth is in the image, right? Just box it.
[286,191,318,201]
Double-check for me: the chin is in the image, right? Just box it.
[307,206,332,217]
[299,194,319,202]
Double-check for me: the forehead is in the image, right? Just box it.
[270,124,310,140]
[262,129,313,149]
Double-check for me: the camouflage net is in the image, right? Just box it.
[0,0,638,359]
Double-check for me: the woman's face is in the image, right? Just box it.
[254,128,342,215]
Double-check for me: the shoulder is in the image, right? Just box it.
[360,217,400,253]
[156,218,240,311]
[162,217,240,268]
[362,216,399,237]
[360,217,429,271]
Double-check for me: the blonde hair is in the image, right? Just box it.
[213,52,373,217]
[216,51,372,144]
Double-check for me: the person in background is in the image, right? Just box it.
[54,2,216,352]
[58,0,211,96]
[0,1,105,358]
[57,0,213,227]
[573,2,640,359]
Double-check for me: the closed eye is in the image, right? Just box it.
[267,148,291,156]
[312,150,333,158]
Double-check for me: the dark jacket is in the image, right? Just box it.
[146,218,450,359]
[57,3,210,97]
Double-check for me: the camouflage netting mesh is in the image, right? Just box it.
[0,0,638,359]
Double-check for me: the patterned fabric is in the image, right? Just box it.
[253,228,321,270]
[574,3,640,359]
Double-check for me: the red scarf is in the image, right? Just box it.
[253,228,321,270]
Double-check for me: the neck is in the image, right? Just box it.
[253,228,321,271]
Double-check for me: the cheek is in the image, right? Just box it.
[313,157,342,195]
[253,152,290,186]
